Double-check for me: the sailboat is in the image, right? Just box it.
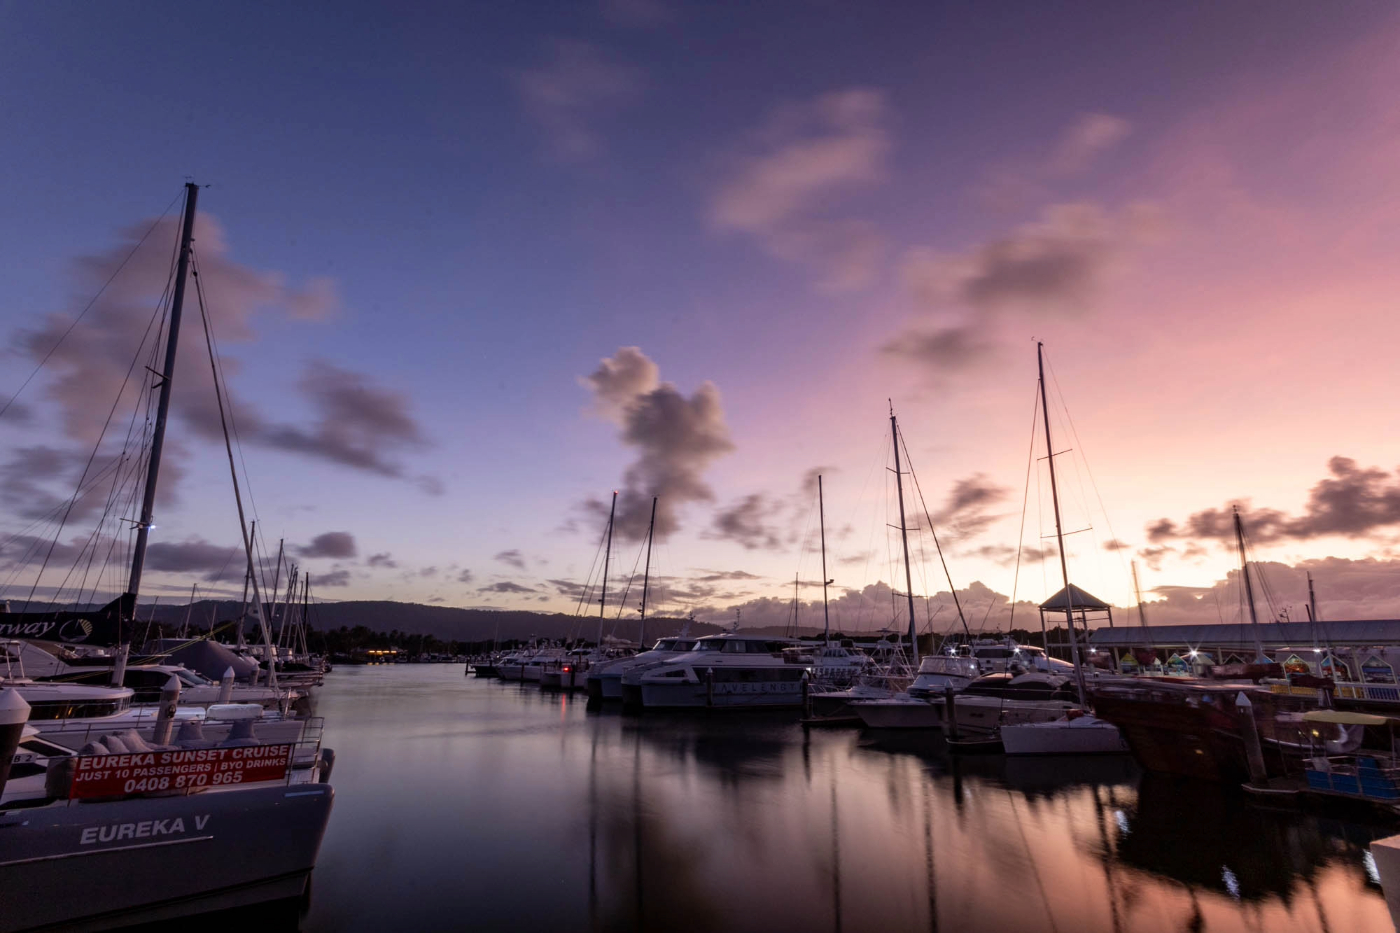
[585,496,706,701]
[0,184,334,929]
[999,343,1128,756]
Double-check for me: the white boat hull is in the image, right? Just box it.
[639,680,805,709]
[853,699,944,729]
[953,697,1078,734]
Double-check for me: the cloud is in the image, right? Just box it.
[705,467,842,552]
[705,493,783,551]
[710,88,889,290]
[581,347,735,540]
[1102,539,1130,552]
[582,346,659,420]
[549,578,587,596]
[909,203,1118,315]
[0,445,110,523]
[929,474,1010,540]
[144,538,241,578]
[367,552,398,569]
[296,532,357,560]
[479,581,537,594]
[880,324,996,371]
[420,566,438,578]
[456,569,475,584]
[692,569,763,583]
[9,212,433,496]
[1048,113,1132,177]
[1142,557,1400,626]
[516,39,642,160]
[256,360,431,480]
[0,534,91,571]
[884,201,1154,374]
[1138,545,1174,572]
[494,549,526,570]
[315,569,352,587]
[1148,457,1400,548]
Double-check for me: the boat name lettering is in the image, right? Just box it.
[78,814,209,845]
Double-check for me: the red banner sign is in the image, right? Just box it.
[69,744,294,799]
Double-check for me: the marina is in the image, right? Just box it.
[6,4,1400,929]
[302,664,1394,933]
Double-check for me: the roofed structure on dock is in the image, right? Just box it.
[1087,619,1400,650]
[1040,585,1111,612]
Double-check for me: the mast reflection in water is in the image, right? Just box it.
[299,667,1394,933]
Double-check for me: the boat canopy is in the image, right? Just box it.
[1301,709,1395,726]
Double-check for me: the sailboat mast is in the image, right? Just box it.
[236,522,253,648]
[1037,343,1087,706]
[890,405,919,666]
[1233,505,1267,661]
[1131,560,1147,627]
[597,491,617,647]
[793,574,800,636]
[269,539,285,635]
[638,497,656,648]
[819,474,831,646]
[127,182,199,601]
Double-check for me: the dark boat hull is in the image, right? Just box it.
[1092,690,1254,783]
[0,783,333,932]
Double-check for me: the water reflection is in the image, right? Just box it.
[297,667,1396,933]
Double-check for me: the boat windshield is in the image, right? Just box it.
[693,641,727,652]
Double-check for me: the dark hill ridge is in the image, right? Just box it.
[89,599,727,644]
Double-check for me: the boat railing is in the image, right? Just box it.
[30,714,328,807]
[1265,678,1400,704]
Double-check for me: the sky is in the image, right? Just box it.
[3,1,1400,632]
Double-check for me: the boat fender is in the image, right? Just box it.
[45,755,76,798]
[117,729,156,753]
[220,719,261,747]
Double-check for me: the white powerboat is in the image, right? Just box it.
[851,655,982,729]
[632,633,813,709]
[952,671,1083,735]
[588,637,700,701]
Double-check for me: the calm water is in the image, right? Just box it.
[292,665,1396,933]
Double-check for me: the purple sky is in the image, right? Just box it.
[4,2,1400,630]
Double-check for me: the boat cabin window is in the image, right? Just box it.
[694,640,726,652]
[722,641,748,654]
[26,697,129,720]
